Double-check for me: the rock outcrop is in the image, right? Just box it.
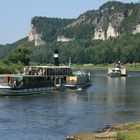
[57,35,74,42]
[107,23,119,39]
[133,24,140,34]
[93,28,105,40]
[28,24,36,42]
[28,1,140,45]
[28,24,45,46]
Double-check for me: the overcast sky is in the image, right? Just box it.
[0,0,139,44]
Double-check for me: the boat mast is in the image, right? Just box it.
[69,57,71,66]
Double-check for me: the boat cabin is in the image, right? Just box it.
[24,66,72,76]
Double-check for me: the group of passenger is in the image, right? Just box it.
[24,67,45,75]
[0,80,17,86]
[24,66,72,76]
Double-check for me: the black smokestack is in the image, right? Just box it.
[54,49,59,66]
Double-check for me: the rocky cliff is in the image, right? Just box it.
[28,24,45,46]
[28,1,140,45]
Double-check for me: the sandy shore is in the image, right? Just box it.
[66,121,140,140]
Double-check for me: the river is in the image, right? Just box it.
[0,70,140,140]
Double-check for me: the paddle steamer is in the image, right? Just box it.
[0,50,90,95]
[108,61,127,77]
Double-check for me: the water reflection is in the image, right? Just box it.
[86,72,140,123]
[0,71,140,140]
[107,77,126,94]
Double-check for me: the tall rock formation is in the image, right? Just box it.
[28,24,45,46]
[107,23,119,39]
[28,1,140,45]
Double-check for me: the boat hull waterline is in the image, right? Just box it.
[0,87,55,96]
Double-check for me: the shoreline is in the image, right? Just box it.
[72,63,140,71]
[66,120,140,140]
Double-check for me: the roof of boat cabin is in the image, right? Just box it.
[0,74,23,77]
[0,74,47,77]
[24,66,71,69]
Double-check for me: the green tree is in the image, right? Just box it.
[9,44,31,65]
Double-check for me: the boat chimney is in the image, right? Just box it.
[54,49,59,66]
[69,57,71,66]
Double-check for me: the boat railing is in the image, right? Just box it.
[23,66,72,76]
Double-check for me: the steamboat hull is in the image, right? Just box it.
[0,87,55,96]
[109,72,121,77]
[62,83,90,90]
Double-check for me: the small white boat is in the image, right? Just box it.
[108,62,127,77]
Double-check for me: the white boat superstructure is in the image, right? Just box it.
[108,62,127,77]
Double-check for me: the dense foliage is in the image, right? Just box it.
[0,34,140,66]
[8,44,31,65]
[31,17,74,42]
[29,34,140,65]
[0,1,140,74]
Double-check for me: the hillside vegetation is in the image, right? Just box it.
[0,1,140,72]
[30,1,140,42]
[1,33,139,65]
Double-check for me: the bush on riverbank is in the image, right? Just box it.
[0,61,140,74]
[0,61,23,74]
[117,127,140,140]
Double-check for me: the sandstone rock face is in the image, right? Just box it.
[57,35,74,42]
[93,28,105,40]
[93,12,124,40]
[107,23,119,39]
[67,15,86,28]
[28,24,45,46]
[94,23,119,40]
[28,24,36,42]
[93,10,124,40]
[133,24,140,34]
[34,34,45,46]
[28,2,140,44]
[109,13,124,25]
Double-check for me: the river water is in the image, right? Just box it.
[0,70,140,140]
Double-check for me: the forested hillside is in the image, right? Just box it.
[0,1,140,68]
[28,1,140,45]
[30,34,140,64]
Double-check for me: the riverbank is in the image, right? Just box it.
[66,120,140,140]
[73,63,140,71]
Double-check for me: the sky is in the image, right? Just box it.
[0,0,139,44]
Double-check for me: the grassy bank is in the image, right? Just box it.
[117,125,140,140]
[0,62,140,74]
[66,121,140,140]
[72,63,140,71]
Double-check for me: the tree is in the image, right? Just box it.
[9,44,31,65]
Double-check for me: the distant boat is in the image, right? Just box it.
[108,62,127,77]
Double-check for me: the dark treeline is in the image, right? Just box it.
[30,34,140,65]
[0,34,140,67]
